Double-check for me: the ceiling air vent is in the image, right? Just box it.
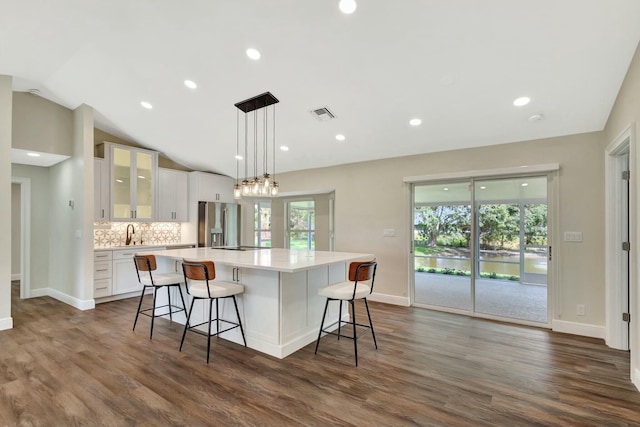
[310,107,336,122]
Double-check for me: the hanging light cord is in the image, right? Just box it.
[236,109,239,185]
[273,104,276,182]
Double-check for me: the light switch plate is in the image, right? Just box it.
[564,231,583,242]
[383,228,396,237]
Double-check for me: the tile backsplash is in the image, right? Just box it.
[94,222,181,247]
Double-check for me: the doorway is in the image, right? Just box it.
[11,176,31,300]
[605,128,635,351]
[412,174,550,326]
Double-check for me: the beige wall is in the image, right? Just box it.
[277,132,605,326]
[11,164,51,291]
[49,105,94,303]
[12,92,73,155]
[0,75,12,330]
[603,41,640,387]
[11,183,20,276]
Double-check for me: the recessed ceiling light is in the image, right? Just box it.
[140,101,153,109]
[138,175,145,179]
[528,113,544,122]
[27,152,40,157]
[409,118,422,126]
[184,80,197,89]
[480,186,486,190]
[339,0,357,14]
[443,187,449,191]
[336,134,346,141]
[116,179,124,183]
[235,154,243,160]
[246,48,261,60]
[280,146,289,151]
[513,96,530,107]
[521,183,529,187]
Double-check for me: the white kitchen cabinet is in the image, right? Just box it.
[112,248,141,295]
[158,168,188,222]
[94,158,109,221]
[93,250,113,298]
[190,171,234,203]
[107,142,158,221]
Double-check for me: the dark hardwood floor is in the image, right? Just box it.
[1,281,639,426]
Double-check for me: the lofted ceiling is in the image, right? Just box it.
[2,0,640,177]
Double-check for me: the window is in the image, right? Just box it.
[254,201,271,247]
[288,200,315,250]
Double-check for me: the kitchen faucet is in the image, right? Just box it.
[125,224,135,245]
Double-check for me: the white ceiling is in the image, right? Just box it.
[2,1,640,177]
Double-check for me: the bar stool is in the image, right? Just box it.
[314,260,378,366]
[132,254,187,339]
[180,259,246,363]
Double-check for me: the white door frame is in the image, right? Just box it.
[605,124,636,350]
[11,176,31,299]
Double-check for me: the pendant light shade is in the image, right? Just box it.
[233,92,280,199]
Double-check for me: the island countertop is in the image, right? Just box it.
[144,247,374,273]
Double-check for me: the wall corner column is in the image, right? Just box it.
[0,75,14,330]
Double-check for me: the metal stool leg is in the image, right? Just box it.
[133,285,147,331]
[337,300,343,340]
[364,298,377,349]
[351,300,358,366]
[150,286,158,339]
[232,296,247,346]
[315,299,330,354]
[207,299,213,364]
[177,284,187,319]
[167,286,173,322]
[180,299,196,352]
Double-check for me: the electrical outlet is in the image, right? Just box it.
[577,304,585,316]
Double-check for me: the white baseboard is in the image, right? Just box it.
[0,317,13,331]
[634,368,640,392]
[11,274,20,281]
[551,319,605,339]
[30,288,95,311]
[369,292,410,306]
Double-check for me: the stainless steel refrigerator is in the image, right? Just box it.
[197,201,241,248]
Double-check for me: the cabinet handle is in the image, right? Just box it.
[122,252,133,256]
[96,269,108,272]
[101,209,104,218]
[96,254,108,258]
[96,286,108,290]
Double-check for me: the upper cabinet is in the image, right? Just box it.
[106,142,158,221]
[158,168,188,222]
[191,171,234,203]
[94,158,109,221]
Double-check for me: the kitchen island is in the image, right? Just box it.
[146,247,374,358]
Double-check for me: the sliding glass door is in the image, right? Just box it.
[413,182,472,311]
[413,175,549,325]
[473,176,548,323]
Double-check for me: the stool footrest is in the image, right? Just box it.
[138,304,185,319]
[321,320,372,340]
[186,318,242,337]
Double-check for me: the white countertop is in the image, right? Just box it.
[94,243,196,251]
[144,247,374,273]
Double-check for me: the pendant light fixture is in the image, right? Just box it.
[233,92,280,199]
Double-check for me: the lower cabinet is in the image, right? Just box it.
[93,250,113,298]
[112,249,141,295]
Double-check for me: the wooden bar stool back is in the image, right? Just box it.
[314,260,378,366]
[180,259,247,363]
[132,254,187,339]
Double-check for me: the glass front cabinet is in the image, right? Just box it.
[107,143,158,221]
